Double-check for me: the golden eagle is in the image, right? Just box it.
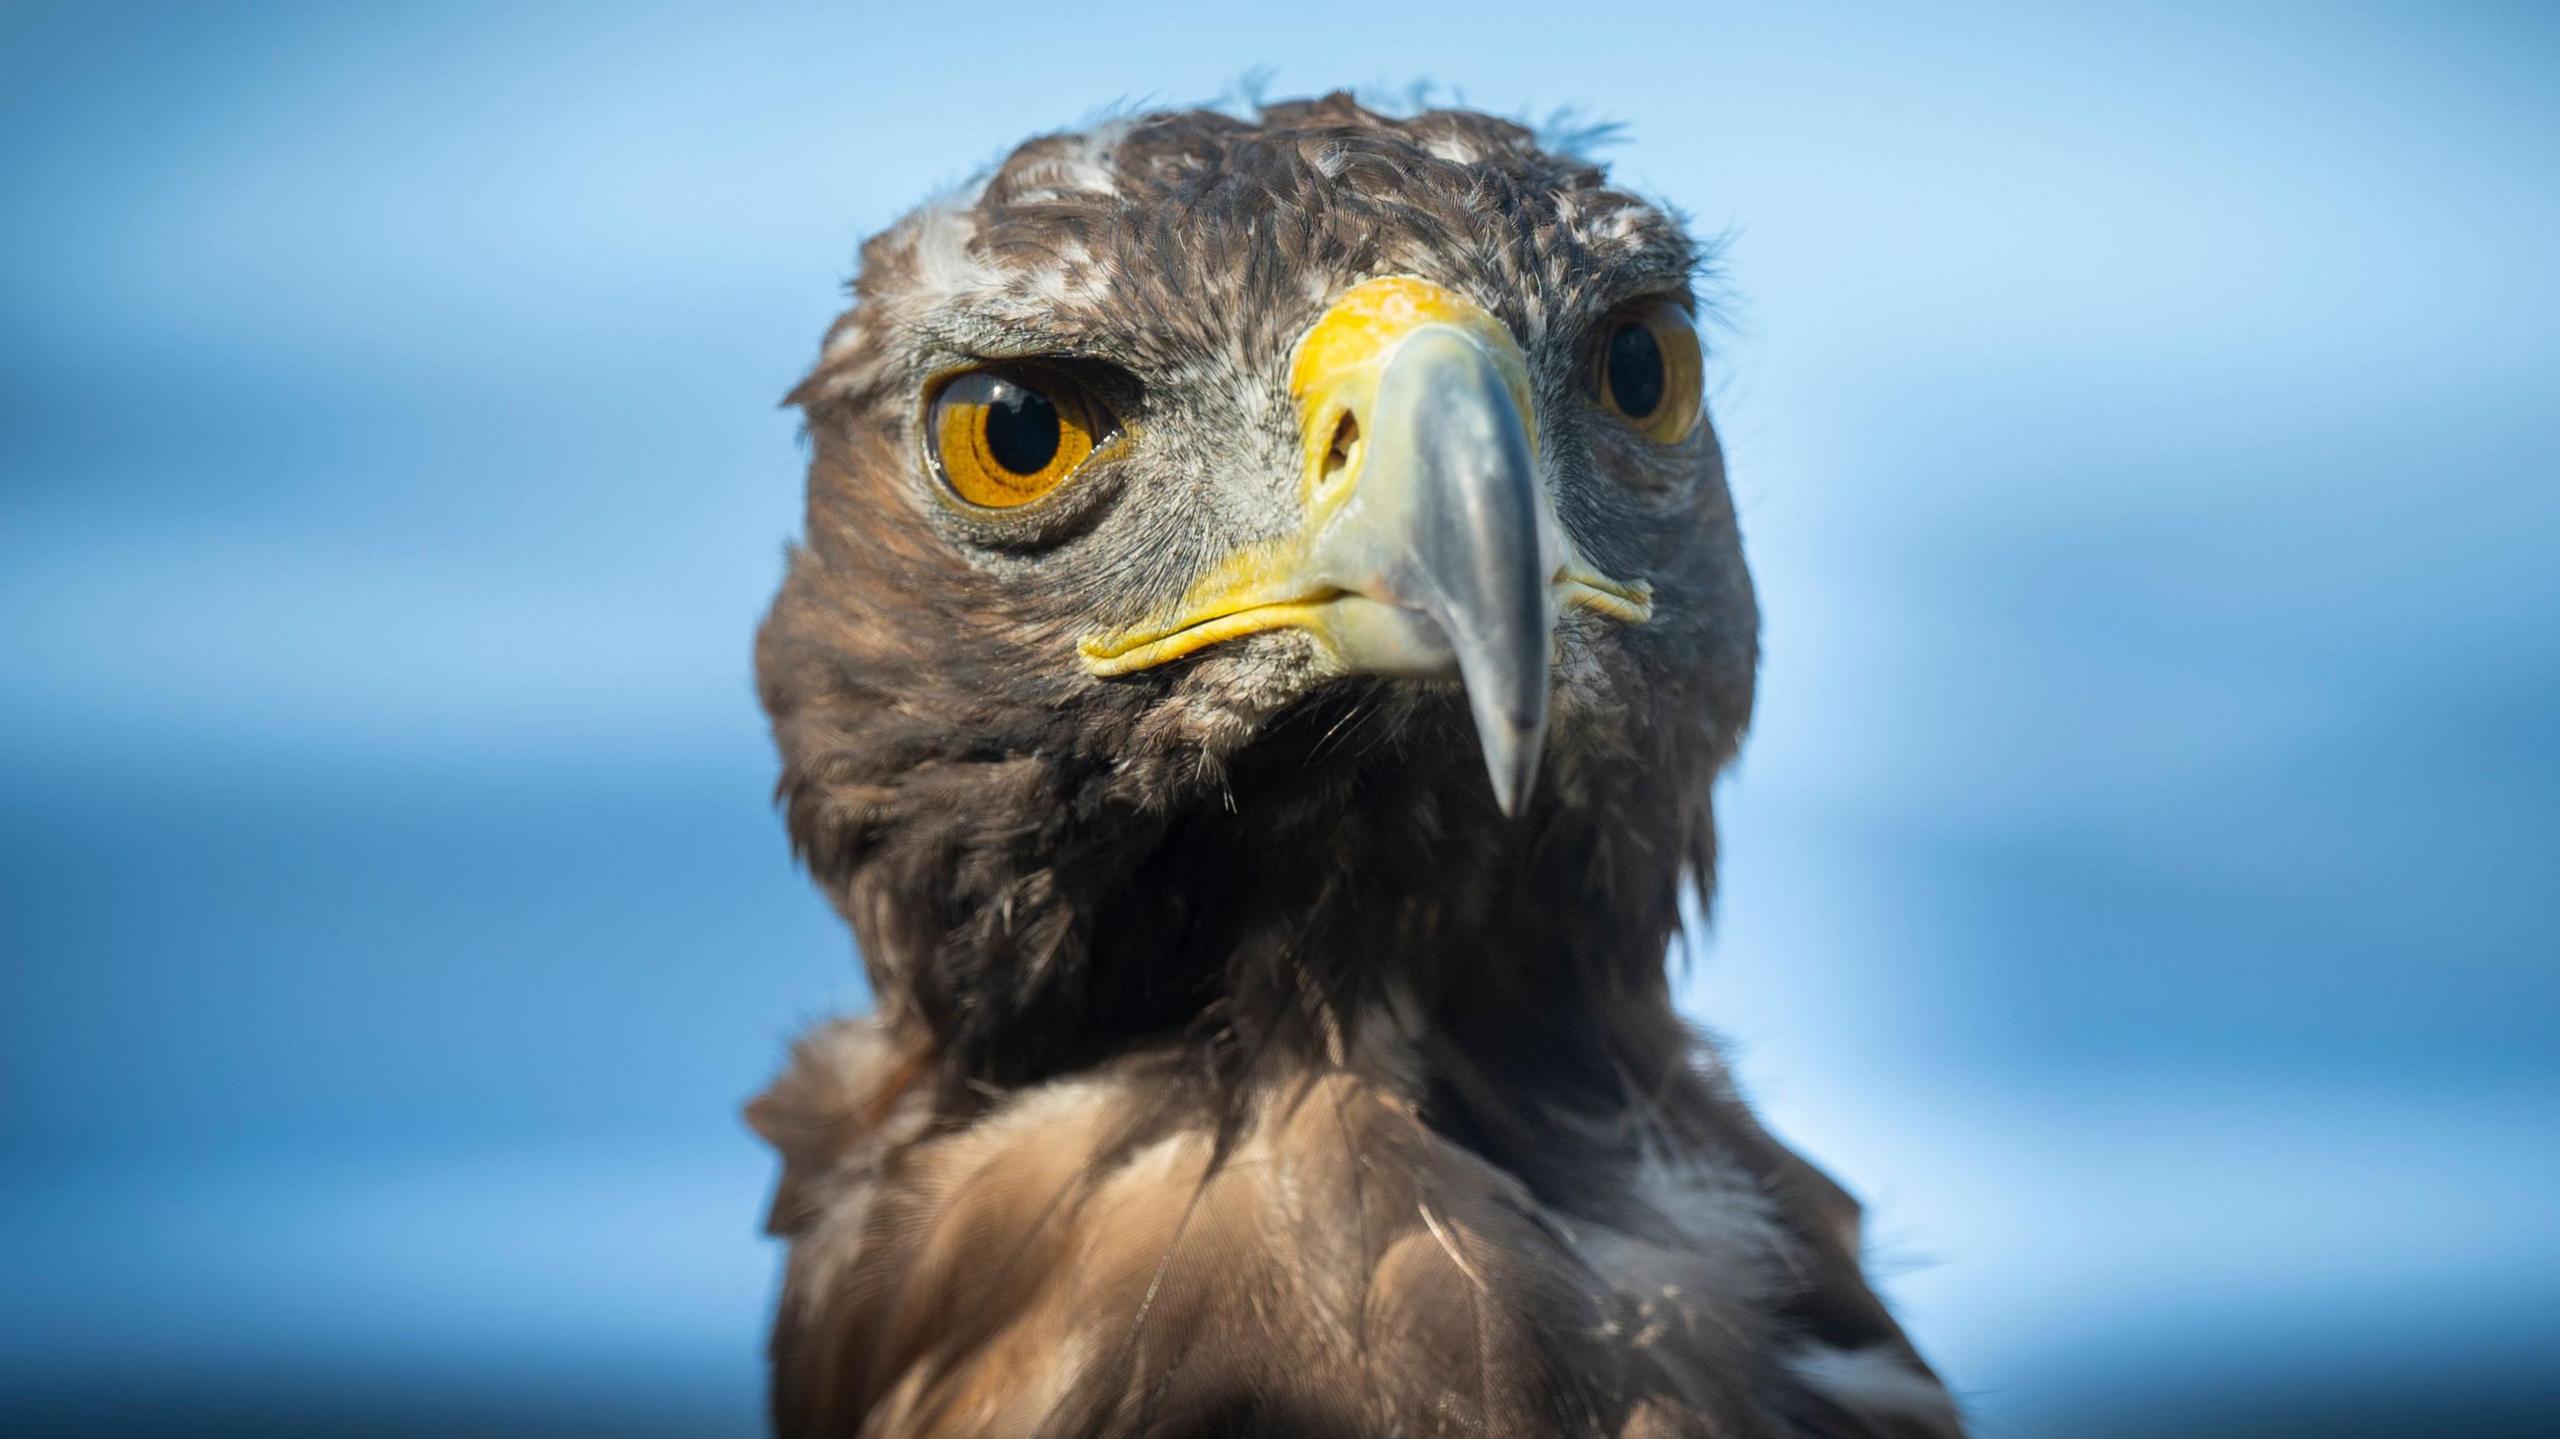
[748,93,1961,1439]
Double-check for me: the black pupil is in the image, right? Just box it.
[983,381,1061,475]
[1605,322,1666,419]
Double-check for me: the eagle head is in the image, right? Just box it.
[761,95,1758,1088]
[748,96,1964,1439]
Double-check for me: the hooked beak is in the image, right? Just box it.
[1078,276,1651,814]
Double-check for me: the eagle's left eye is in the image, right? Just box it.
[1591,296,1704,445]
[927,366,1113,509]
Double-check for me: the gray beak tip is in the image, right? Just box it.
[1470,705,1547,818]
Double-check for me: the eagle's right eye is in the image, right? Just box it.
[927,367,1112,509]
[1591,296,1704,446]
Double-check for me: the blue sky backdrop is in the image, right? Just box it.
[4,2,2556,1434]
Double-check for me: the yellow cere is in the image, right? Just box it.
[1287,275,1538,499]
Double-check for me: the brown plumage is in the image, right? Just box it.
[750,94,1962,1438]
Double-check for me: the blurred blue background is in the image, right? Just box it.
[4,2,2555,1434]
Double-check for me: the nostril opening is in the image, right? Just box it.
[1320,412,1361,489]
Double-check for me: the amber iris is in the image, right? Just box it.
[1594,297,1704,444]
[928,368,1108,508]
